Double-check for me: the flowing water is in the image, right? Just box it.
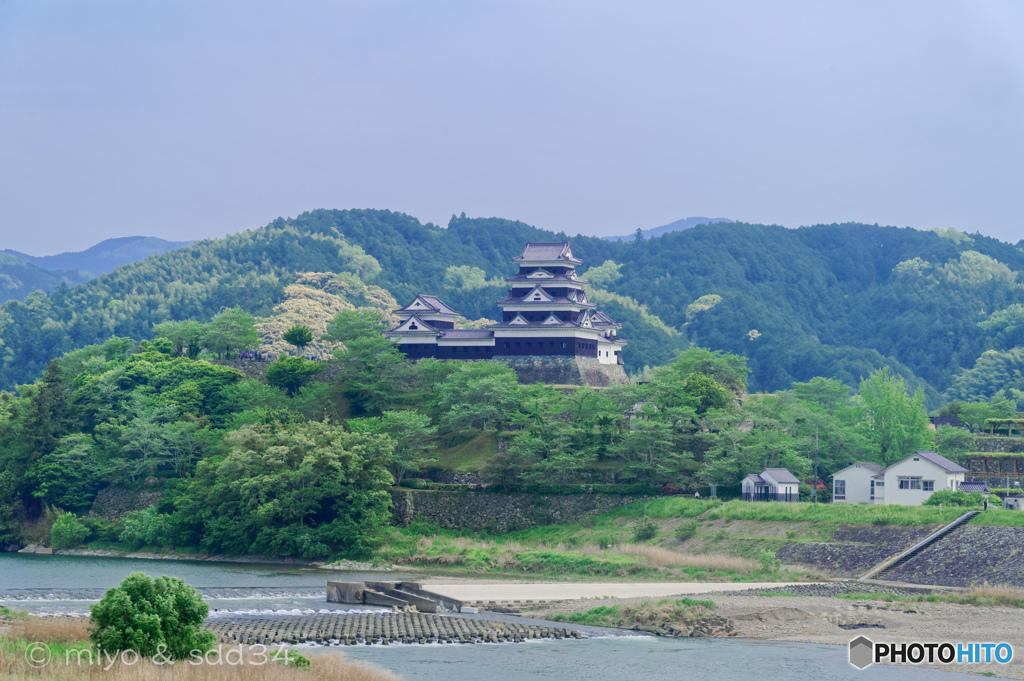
[0,554,1000,680]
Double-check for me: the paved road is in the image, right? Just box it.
[417,581,820,602]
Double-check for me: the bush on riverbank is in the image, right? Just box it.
[90,573,215,659]
[550,597,716,628]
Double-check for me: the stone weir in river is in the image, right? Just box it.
[206,612,581,646]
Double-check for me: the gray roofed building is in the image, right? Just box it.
[764,468,800,484]
[911,450,968,474]
[513,242,582,263]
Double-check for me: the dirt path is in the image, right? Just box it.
[530,593,1024,678]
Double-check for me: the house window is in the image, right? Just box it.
[834,480,846,500]
[923,481,934,492]
[504,342,510,348]
[898,477,923,490]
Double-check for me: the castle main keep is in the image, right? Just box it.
[384,242,629,386]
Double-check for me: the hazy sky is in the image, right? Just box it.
[1,1,1022,254]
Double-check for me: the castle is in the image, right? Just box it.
[384,242,629,386]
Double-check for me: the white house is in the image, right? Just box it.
[832,451,968,506]
[741,468,799,502]
[830,462,883,504]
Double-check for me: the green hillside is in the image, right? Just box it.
[1,210,1023,406]
[0,253,90,305]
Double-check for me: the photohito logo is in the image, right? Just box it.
[849,636,1013,669]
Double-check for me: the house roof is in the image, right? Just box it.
[743,474,765,484]
[507,272,584,283]
[959,481,991,493]
[831,461,884,477]
[911,450,968,474]
[763,468,800,484]
[513,242,582,263]
[397,294,460,316]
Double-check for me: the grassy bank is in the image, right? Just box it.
[375,496,981,580]
[836,585,1024,609]
[549,597,716,628]
[0,609,400,681]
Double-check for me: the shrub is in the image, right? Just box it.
[49,512,89,548]
[757,549,781,573]
[923,490,983,507]
[89,573,215,659]
[119,507,171,550]
[674,519,698,542]
[633,516,659,542]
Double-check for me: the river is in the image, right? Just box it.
[0,554,999,680]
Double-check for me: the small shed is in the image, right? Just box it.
[1003,495,1024,511]
[959,480,991,496]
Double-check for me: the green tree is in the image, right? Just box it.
[860,368,933,465]
[27,434,99,514]
[323,309,387,344]
[153,321,206,358]
[282,324,314,354]
[203,308,258,358]
[348,411,437,484]
[266,356,323,396]
[0,470,19,544]
[89,573,215,659]
[50,511,89,548]
[177,422,394,558]
[23,359,74,460]
[436,363,521,431]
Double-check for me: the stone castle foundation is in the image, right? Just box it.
[491,355,628,387]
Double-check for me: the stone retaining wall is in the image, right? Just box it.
[390,490,647,533]
[493,355,629,387]
[884,525,1024,587]
[88,487,161,520]
[776,525,938,577]
[972,437,1024,454]
[968,456,1024,478]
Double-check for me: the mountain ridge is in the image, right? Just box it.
[602,216,734,242]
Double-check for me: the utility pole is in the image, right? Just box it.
[813,419,819,503]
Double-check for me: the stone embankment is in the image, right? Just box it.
[205,612,581,646]
[776,525,938,577]
[390,490,647,532]
[884,525,1024,587]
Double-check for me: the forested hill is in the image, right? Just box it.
[1,209,1023,406]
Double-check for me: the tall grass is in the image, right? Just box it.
[703,501,966,526]
[838,584,1024,608]
[970,509,1024,527]
[0,617,401,681]
[612,544,757,572]
[550,597,716,628]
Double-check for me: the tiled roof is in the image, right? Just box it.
[513,242,582,263]
[417,295,459,315]
[387,314,437,333]
[743,474,765,484]
[913,450,968,474]
[439,330,495,339]
[763,468,800,484]
[507,273,584,283]
[490,320,578,328]
[497,295,595,306]
[959,481,990,493]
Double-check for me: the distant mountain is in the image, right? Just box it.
[0,253,91,305]
[3,236,193,277]
[603,216,734,242]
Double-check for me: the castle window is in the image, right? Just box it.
[505,342,510,348]
[409,323,418,330]
[474,347,480,352]
[561,342,566,349]
[527,342,532,348]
